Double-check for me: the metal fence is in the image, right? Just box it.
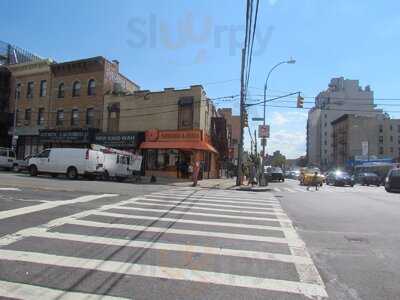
[0,40,42,65]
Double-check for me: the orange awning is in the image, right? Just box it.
[140,141,218,153]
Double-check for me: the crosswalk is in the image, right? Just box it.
[0,188,328,299]
[271,185,385,193]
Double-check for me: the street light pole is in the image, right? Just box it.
[261,58,296,185]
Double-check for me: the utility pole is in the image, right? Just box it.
[254,129,257,155]
[236,47,246,186]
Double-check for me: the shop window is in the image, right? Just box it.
[27,81,34,99]
[72,81,81,97]
[56,110,64,126]
[86,108,94,126]
[178,97,194,129]
[146,149,178,170]
[88,79,96,96]
[37,108,45,126]
[71,109,79,126]
[24,109,31,125]
[40,80,47,97]
[58,83,65,98]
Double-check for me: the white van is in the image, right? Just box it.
[99,147,134,182]
[0,148,17,171]
[28,148,105,179]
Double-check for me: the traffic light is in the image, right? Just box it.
[243,110,249,127]
[297,94,304,108]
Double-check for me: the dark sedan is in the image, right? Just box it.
[385,168,400,192]
[326,171,354,187]
[267,167,285,182]
[355,172,381,186]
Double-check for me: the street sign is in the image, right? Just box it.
[252,117,264,121]
[258,125,270,138]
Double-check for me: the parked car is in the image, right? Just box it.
[385,168,400,192]
[326,170,354,187]
[268,167,285,182]
[28,148,105,179]
[0,148,17,171]
[355,172,381,186]
[13,155,33,172]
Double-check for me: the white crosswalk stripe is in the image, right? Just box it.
[0,188,327,299]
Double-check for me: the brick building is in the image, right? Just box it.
[218,108,241,164]
[8,56,139,158]
[103,86,222,179]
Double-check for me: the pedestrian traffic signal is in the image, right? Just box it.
[297,94,304,108]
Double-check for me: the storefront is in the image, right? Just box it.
[39,128,98,149]
[140,129,219,179]
[94,131,144,152]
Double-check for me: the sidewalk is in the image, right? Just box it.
[172,178,237,189]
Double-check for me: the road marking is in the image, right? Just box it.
[66,219,303,246]
[0,187,21,191]
[144,195,281,207]
[28,230,313,264]
[150,193,276,203]
[0,249,327,298]
[104,205,291,223]
[284,188,296,193]
[136,198,281,211]
[273,188,281,192]
[93,211,288,232]
[121,201,287,216]
[0,194,118,221]
[0,279,127,300]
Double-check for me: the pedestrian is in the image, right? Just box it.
[175,160,180,178]
[307,172,319,191]
[192,160,200,187]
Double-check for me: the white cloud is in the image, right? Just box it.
[266,130,306,159]
[272,112,288,126]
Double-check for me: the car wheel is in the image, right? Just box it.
[116,176,126,182]
[12,164,19,172]
[66,167,78,180]
[29,165,38,177]
[385,186,391,192]
[102,170,110,181]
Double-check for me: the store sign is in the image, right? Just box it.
[158,130,202,141]
[39,129,97,143]
[94,132,144,148]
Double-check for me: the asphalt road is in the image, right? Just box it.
[0,171,398,299]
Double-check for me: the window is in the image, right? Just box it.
[58,83,65,98]
[324,122,327,127]
[72,81,81,97]
[379,136,384,144]
[56,110,64,126]
[37,108,45,125]
[398,136,400,144]
[88,79,96,96]
[37,150,50,158]
[15,83,21,100]
[86,108,94,126]
[398,125,400,133]
[24,109,31,125]
[379,147,384,155]
[324,140,327,145]
[71,109,79,126]
[390,147,394,154]
[39,80,47,97]
[390,125,393,131]
[379,124,383,133]
[324,131,327,136]
[390,136,394,143]
[178,97,194,129]
[27,81,34,98]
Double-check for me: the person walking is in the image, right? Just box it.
[192,160,200,187]
[307,172,319,191]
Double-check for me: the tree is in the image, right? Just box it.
[271,151,286,168]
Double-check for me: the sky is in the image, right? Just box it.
[2,0,400,158]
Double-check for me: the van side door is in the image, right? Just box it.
[36,150,51,172]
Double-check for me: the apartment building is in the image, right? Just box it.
[218,108,241,164]
[8,56,139,158]
[307,77,383,169]
[332,114,400,167]
[103,86,222,178]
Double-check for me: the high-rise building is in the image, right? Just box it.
[307,77,383,169]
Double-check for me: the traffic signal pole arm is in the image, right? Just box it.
[245,91,301,107]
